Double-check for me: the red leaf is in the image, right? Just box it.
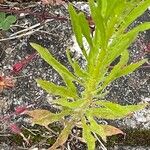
[11,53,37,74]
[9,123,21,134]
[15,106,27,115]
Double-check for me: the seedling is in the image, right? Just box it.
[0,12,16,30]
[26,0,150,149]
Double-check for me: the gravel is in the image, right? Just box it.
[0,1,150,150]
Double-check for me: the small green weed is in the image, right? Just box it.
[26,0,150,149]
[0,12,16,30]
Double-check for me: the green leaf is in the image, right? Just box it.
[68,5,88,60]
[122,0,150,29]
[87,116,106,142]
[89,0,106,48]
[125,22,150,38]
[97,49,129,92]
[0,20,11,30]
[6,15,16,23]
[66,49,88,79]
[82,117,96,150]
[78,12,93,48]
[87,101,147,120]
[30,43,80,90]
[36,79,78,98]
[101,0,107,18]
[0,12,6,22]
[54,98,86,109]
[117,59,147,77]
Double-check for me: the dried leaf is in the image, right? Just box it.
[41,0,65,5]
[26,109,64,126]
[0,76,15,92]
[100,124,124,137]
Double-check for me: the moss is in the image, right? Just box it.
[107,128,150,147]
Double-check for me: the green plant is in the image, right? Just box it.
[0,12,16,30]
[27,0,150,149]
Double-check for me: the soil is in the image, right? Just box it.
[0,1,150,150]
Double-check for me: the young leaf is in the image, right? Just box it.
[36,79,78,98]
[66,49,88,80]
[78,12,93,48]
[96,49,129,92]
[68,5,88,60]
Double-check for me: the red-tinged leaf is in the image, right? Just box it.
[12,62,24,73]
[9,123,21,134]
[15,106,27,115]
[100,124,124,137]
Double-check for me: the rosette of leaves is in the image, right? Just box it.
[0,12,16,30]
[27,0,150,149]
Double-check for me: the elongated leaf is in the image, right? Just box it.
[36,79,78,98]
[78,12,93,48]
[117,59,147,77]
[122,0,150,29]
[49,122,73,150]
[66,49,88,79]
[89,0,106,48]
[68,5,82,48]
[125,22,150,38]
[82,117,95,150]
[68,5,88,60]
[54,98,86,109]
[87,101,147,120]
[87,116,106,142]
[30,43,80,90]
[97,49,129,92]
[101,0,107,18]
[105,0,118,21]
